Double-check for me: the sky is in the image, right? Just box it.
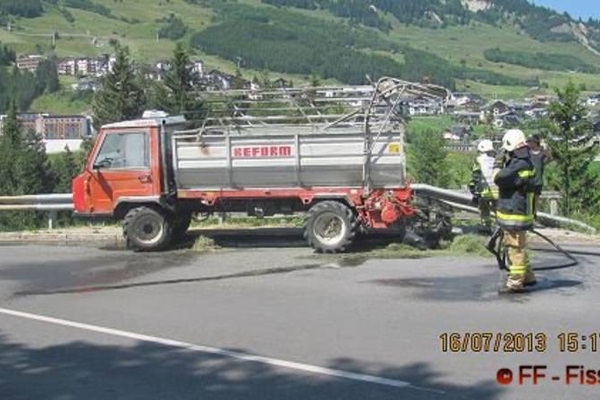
[533,0,599,20]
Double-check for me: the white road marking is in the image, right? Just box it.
[0,307,444,394]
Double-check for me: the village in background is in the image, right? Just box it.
[3,52,600,154]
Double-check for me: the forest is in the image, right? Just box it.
[261,0,599,48]
[190,4,536,88]
[0,0,43,18]
[484,48,600,74]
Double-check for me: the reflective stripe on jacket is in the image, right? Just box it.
[493,147,535,231]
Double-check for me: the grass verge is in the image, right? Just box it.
[303,234,492,264]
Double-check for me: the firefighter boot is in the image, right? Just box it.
[503,274,525,293]
[523,271,537,287]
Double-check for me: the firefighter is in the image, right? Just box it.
[526,134,552,216]
[469,139,498,234]
[493,129,536,293]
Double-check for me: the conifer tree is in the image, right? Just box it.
[52,146,79,193]
[153,43,203,120]
[543,81,600,215]
[0,102,22,196]
[92,45,145,128]
[17,129,53,195]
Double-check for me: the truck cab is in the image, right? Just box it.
[72,114,189,249]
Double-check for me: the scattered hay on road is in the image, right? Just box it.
[191,235,221,253]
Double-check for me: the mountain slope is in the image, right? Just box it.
[0,0,599,99]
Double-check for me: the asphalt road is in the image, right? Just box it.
[1,231,600,400]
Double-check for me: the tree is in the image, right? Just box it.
[0,103,22,196]
[232,68,246,90]
[77,137,95,170]
[17,129,53,195]
[0,105,47,230]
[408,129,449,187]
[153,43,203,120]
[52,146,80,193]
[92,46,145,128]
[309,73,320,87]
[543,81,600,215]
[35,58,60,94]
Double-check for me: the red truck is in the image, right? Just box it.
[72,78,451,251]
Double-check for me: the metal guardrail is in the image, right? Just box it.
[0,194,73,204]
[0,188,594,234]
[0,194,73,229]
[411,184,596,234]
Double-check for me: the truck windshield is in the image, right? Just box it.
[94,131,149,169]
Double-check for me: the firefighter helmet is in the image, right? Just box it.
[502,129,527,152]
[477,139,494,153]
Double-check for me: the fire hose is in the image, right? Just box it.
[486,226,579,272]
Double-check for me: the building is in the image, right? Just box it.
[77,58,90,75]
[203,70,234,91]
[406,95,444,115]
[587,94,600,107]
[58,56,109,77]
[156,60,172,74]
[482,100,512,117]
[16,54,45,72]
[191,60,205,77]
[443,125,472,142]
[0,113,92,153]
[58,58,77,75]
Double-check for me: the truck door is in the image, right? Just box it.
[87,129,158,215]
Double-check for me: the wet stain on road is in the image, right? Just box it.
[14,262,329,297]
[0,250,196,298]
[11,251,374,297]
[368,274,584,302]
[370,275,500,302]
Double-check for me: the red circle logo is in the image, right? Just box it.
[497,368,513,385]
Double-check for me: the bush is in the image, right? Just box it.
[157,14,187,40]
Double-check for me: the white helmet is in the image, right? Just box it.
[477,139,494,153]
[502,129,527,152]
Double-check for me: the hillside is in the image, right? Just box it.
[1,0,600,104]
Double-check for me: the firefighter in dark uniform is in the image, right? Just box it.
[493,129,536,292]
[526,134,552,215]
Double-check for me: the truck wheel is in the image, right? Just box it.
[304,201,358,253]
[173,212,193,239]
[123,207,173,251]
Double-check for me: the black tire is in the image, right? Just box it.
[304,201,358,253]
[173,212,193,239]
[123,206,173,251]
[389,220,407,242]
[408,195,454,249]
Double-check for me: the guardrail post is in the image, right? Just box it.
[48,211,57,230]
[218,211,227,225]
[549,199,558,216]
